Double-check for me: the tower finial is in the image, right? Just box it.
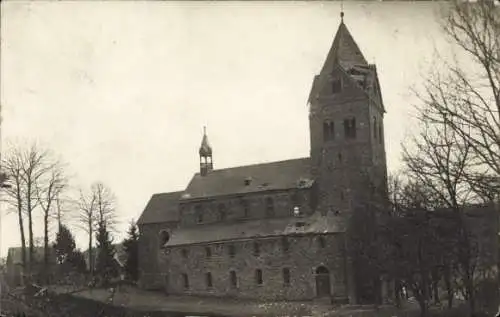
[203,125,206,135]
[340,0,344,22]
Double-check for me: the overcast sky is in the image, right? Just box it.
[0,1,456,257]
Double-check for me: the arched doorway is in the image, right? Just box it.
[315,266,331,297]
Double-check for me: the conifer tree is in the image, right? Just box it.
[122,220,139,282]
[95,220,117,285]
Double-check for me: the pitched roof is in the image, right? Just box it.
[165,212,346,247]
[181,157,312,201]
[137,191,183,225]
[320,21,367,74]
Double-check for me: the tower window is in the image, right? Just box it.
[205,246,212,258]
[343,117,356,139]
[182,273,189,289]
[218,204,227,221]
[283,268,291,285]
[206,272,213,288]
[318,236,326,248]
[253,242,260,256]
[323,121,335,141]
[282,237,290,253]
[230,271,237,288]
[265,197,275,217]
[331,78,342,94]
[340,190,345,201]
[373,116,378,140]
[379,124,383,144]
[255,269,263,285]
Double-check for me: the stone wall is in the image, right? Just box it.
[159,233,348,301]
[138,222,177,290]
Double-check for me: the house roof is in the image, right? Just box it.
[7,247,55,265]
[137,191,183,225]
[165,212,346,247]
[181,157,313,201]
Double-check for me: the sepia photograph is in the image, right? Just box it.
[0,1,499,317]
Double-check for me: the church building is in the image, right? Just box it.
[137,13,389,304]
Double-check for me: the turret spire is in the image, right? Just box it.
[199,126,213,176]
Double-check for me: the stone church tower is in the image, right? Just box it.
[308,13,388,304]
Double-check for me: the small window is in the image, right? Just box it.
[283,268,291,285]
[205,246,212,258]
[241,199,250,218]
[265,197,275,217]
[379,124,383,144]
[323,121,329,141]
[318,236,326,249]
[253,242,260,256]
[373,116,378,140]
[340,191,345,201]
[282,237,289,253]
[181,248,189,258]
[255,269,263,285]
[182,273,189,289]
[230,271,237,288]
[206,272,213,288]
[331,78,342,94]
[343,118,357,139]
[329,122,335,139]
[195,205,203,224]
[228,244,236,258]
[218,204,227,221]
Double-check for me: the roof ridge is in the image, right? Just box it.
[195,157,309,175]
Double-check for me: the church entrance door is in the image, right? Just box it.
[315,266,331,297]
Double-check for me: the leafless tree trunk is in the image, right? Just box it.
[76,181,117,278]
[2,151,28,281]
[36,160,67,284]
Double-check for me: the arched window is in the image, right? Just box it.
[329,122,335,140]
[318,236,326,249]
[182,273,189,289]
[218,204,227,221]
[266,197,275,217]
[205,272,213,288]
[255,269,263,285]
[373,116,378,140]
[282,237,290,253]
[253,242,260,256]
[205,246,212,258]
[195,205,203,224]
[379,124,383,144]
[323,121,329,141]
[331,78,342,94]
[159,230,170,248]
[230,271,237,288]
[343,117,356,139]
[241,199,250,218]
[283,268,291,285]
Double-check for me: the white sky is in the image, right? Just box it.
[0,1,454,257]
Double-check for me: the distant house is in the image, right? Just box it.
[83,243,127,279]
[5,247,57,287]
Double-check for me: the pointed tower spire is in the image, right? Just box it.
[199,126,213,176]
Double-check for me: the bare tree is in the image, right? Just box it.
[35,158,68,283]
[417,1,499,196]
[77,181,118,277]
[2,148,28,275]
